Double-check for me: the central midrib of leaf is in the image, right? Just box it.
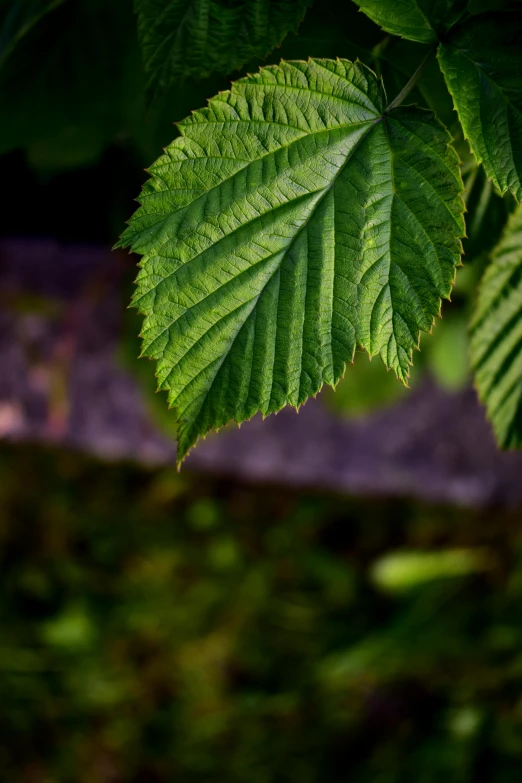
[133,116,381,257]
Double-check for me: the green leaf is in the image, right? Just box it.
[438,11,522,202]
[353,0,466,43]
[117,58,465,463]
[135,0,312,94]
[470,204,522,448]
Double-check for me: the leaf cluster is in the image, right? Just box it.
[2,0,522,461]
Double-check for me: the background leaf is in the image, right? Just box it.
[136,0,312,96]
[352,0,467,43]
[470,204,522,448]
[118,58,465,462]
[438,11,522,202]
[0,0,141,172]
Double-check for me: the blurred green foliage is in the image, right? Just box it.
[2,445,522,781]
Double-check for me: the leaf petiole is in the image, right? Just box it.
[385,43,438,113]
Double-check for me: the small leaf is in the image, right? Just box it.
[471,203,522,448]
[353,0,466,43]
[117,58,465,463]
[438,11,522,202]
[135,0,312,94]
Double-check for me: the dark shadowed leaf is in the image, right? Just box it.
[353,0,467,43]
[471,204,522,448]
[0,0,67,69]
[0,0,141,171]
[438,11,522,202]
[135,0,312,95]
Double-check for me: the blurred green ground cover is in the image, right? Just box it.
[1,446,522,781]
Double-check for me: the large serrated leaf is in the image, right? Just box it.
[136,0,311,94]
[438,11,522,203]
[117,58,465,463]
[471,204,522,448]
[353,0,466,43]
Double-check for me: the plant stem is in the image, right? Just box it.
[385,43,438,113]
